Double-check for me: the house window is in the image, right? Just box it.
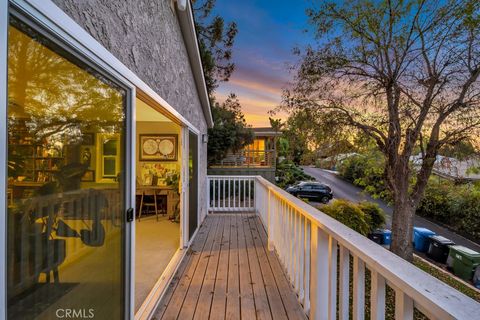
[100,135,120,178]
[102,138,119,178]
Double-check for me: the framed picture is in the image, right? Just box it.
[81,170,95,182]
[81,133,95,145]
[143,174,153,186]
[80,146,95,169]
[139,134,178,161]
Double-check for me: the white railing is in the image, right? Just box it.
[207,176,256,212]
[207,175,480,319]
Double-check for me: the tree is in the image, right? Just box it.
[273,108,354,164]
[192,0,238,95]
[207,94,254,165]
[284,0,480,260]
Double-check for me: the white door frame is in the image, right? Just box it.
[181,126,190,248]
[0,0,8,319]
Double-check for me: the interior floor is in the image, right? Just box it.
[135,215,180,312]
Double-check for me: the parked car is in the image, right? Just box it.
[285,181,333,203]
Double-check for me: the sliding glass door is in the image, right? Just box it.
[6,16,129,319]
[188,131,198,239]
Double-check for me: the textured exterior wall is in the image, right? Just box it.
[51,0,209,222]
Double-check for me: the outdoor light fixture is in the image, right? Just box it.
[202,134,208,144]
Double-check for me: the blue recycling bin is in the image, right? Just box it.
[381,229,392,246]
[413,227,436,252]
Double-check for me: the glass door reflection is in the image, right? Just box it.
[7,18,127,319]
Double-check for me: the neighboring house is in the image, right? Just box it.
[411,154,480,182]
[208,127,281,182]
[1,1,479,320]
[316,152,359,170]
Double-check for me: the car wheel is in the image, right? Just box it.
[320,196,330,204]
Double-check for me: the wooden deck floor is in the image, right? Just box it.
[152,214,307,320]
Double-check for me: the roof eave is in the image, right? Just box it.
[176,1,214,128]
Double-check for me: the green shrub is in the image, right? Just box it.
[275,160,313,188]
[337,152,391,202]
[417,179,480,240]
[358,201,386,232]
[449,186,480,239]
[321,199,371,236]
[417,179,455,224]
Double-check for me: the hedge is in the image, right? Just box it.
[417,179,480,240]
[321,199,386,235]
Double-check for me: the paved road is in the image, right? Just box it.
[302,166,480,252]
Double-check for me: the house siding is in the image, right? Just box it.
[51,0,208,221]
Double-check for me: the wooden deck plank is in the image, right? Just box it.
[155,214,307,320]
[193,216,225,319]
[237,214,257,320]
[225,215,241,320]
[210,213,232,320]
[253,216,307,320]
[246,216,288,320]
[177,216,221,319]
[161,217,219,320]
[241,215,272,320]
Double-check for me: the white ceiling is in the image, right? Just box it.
[136,98,172,122]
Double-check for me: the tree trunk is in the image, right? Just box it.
[390,195,415,261]
[388,160,415,261]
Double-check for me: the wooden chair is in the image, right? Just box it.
[138,189,167,221]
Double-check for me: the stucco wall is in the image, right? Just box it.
[51,0,209,222]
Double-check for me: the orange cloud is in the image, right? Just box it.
[228,78,283,97]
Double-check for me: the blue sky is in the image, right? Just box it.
[213,0,312,126]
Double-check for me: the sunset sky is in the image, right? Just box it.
[212,0,312,127]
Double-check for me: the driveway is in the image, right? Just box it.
[302,166,480,252]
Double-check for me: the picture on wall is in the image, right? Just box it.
[80,146,95,169]
[139,134,178,161]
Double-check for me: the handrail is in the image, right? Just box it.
[207,175,480,319]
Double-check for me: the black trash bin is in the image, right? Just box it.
[427,235,455,264]
[368,230,383,244]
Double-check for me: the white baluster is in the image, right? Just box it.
[353,256,365,320]
[232,178,235,210]
[371,270,386,320]
[298,215,305,301]
[267,189,274,251]
[338,245,350,320]
[310,225,329,320]
[329,237,338,320]
[304,219,311,313]
[395,291,413,320]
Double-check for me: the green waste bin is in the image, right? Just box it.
[448,245,480,281]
